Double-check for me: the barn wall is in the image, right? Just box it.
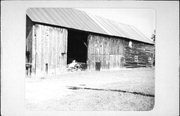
[123,40,154,67]
[31,24,68,76]
[87,34,155,70]
[87,34,124,70]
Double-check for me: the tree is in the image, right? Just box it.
[151,30,156,43]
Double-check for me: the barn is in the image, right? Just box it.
[26,8,155,77]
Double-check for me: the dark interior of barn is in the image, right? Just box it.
[26,16,33,63]
[26,16,33,76]
[67,29,88,65]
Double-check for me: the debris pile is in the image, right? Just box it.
[67,60,87,72]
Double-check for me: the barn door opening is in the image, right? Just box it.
[67,29,88,66]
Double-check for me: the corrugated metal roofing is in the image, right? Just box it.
[27,8,153,44]
[27,8,106,34]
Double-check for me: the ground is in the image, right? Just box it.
[25,68,155,111]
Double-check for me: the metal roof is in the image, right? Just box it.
[89,14,152,43]
[27,8,154,44]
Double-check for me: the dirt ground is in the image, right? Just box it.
[25,68,155,111]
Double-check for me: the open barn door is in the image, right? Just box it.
[67,29,88,70]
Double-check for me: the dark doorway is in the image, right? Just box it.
[67,29,88,64]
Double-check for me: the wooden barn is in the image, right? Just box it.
[26,8,155,76]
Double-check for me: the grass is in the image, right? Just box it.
[25,68,155,111]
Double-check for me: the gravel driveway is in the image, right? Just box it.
[25,68,155,111]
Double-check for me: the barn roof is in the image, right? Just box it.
[27,8,154,44]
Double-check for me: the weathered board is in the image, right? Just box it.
[31,24,68,76]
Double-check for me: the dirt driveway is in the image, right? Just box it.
[25,68,155,111]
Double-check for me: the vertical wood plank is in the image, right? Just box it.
[37,24,41,73]
[57,28,60,70]
[41,25,44,72]
[64,29,68,68]
[48,26,52,73]
[32,25,36,74]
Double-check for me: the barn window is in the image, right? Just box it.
[134,55,138,62]
[129,41,132,48]
[148,57,152,63]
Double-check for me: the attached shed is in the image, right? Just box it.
[26,8,154,76]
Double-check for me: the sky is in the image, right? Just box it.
[78,8,155,39]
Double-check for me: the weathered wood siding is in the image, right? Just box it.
[31,24,68,76]
[87,34,154,70]
[123,40,154,67]
[87,34,124,70]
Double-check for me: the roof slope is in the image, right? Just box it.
[89,14,152,43]
[27,8,153,44]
